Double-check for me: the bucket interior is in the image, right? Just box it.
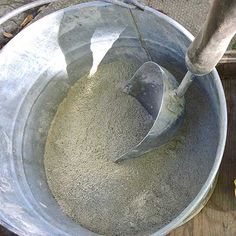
[0,3,226,236]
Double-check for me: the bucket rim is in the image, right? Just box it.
[0,2,228,235]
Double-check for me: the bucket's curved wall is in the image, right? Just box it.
[0,2,227,236]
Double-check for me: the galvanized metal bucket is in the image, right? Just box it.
[0,1,227,235]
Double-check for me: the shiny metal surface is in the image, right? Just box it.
[0,2,227,235]
[114,62,185,162]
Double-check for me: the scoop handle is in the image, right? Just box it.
[186,0,236,75]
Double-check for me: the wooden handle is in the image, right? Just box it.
[186,0,236,75]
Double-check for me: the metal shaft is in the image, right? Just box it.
[175,71,194,97]
[178,0,236,97]
[186,0,236,75]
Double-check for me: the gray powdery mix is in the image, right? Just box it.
[44,61,218,235]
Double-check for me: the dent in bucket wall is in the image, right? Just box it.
[0,2,227,236]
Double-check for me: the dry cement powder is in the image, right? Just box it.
[44,60,217,235]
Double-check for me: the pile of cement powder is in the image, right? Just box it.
[44,60,217,235]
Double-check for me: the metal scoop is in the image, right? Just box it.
[114,0,236,162]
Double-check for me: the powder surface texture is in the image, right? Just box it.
[44,60,217,235]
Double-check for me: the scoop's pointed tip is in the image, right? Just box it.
[113,149,143,163]
[122,83,132,95]
[113,151,135,163]
[112,155,126,163]
[113,158,121,164]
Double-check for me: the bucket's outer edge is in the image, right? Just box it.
[0,2,227,236]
